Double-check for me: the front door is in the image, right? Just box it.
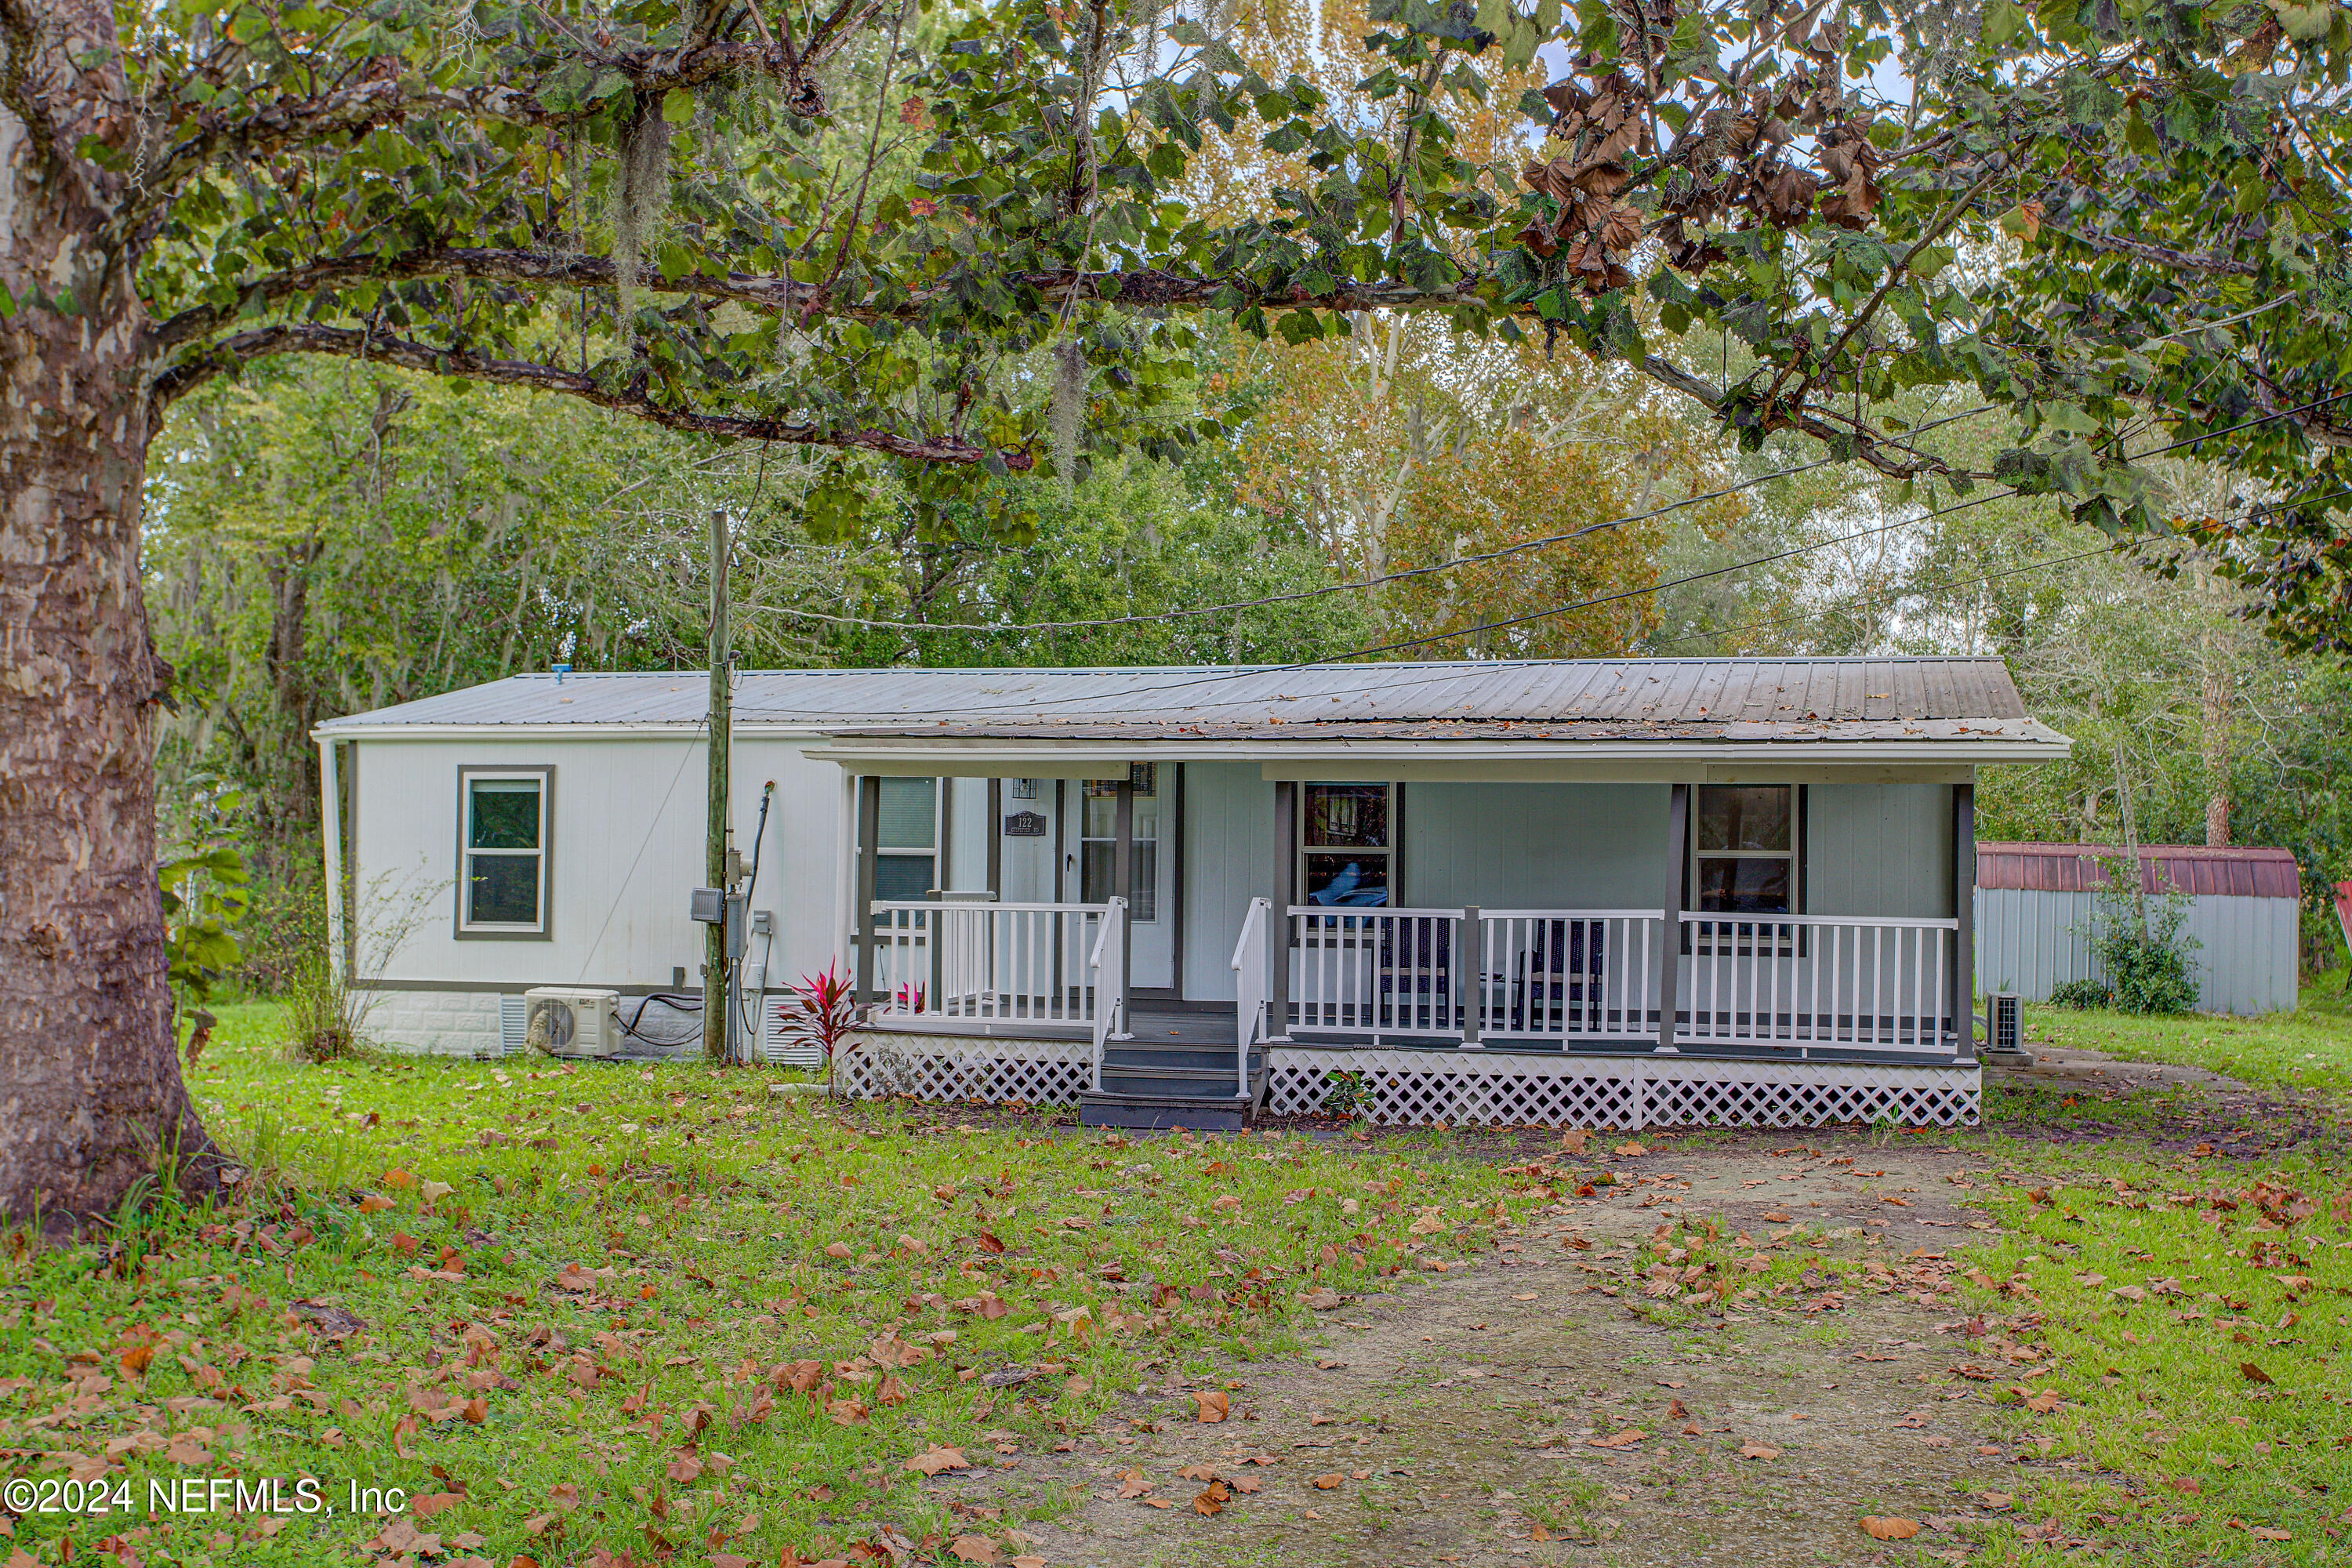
[1078,765,1174,993]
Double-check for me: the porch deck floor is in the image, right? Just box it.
[1125,1008,1240,1047]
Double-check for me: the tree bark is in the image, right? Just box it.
[2,0,220,1221]
[2197,568,2232,848]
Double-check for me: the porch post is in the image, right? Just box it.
[1114,773,1135,1005]
[1952,779,1978,1062]
[1657,782,1688,1054]
[1272,779,1295,1039]
[1461,906,1483,1047]
[856,773,882,1004]
[985,778,1003,898]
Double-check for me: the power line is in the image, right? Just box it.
[880,390,2352,720]
[1647,539,2138,651]
[742,403,2004,637]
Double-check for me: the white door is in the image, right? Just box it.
[1075,767,1174,992]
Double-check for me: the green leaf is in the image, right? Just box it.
[663,88,696,124]
[1982,0,2027,45]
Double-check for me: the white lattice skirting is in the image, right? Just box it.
[1265,1048,1979,1131]
[835,1030,1092,1106]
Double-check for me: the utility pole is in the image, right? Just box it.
[704,507,732,1062]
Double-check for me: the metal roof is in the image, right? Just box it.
[1976,842,2303,900]
[316,658,2063,747]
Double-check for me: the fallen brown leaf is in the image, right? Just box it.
[906,1446,971,1477]
[1193,1481,1230,1516]
[1192,1391,1229,1423]
[1312,1474,1344,1490]
[1738,1443,1780,1461]
[1860,1517,1921,1541]
[2240,1361,2274,1385]
[1588,1428,1647,1450]
[949,1535,1001,1563]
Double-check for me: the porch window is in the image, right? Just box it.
[1301,782,1392,908]
[1692,785,1795,913]
[458,768,550,935]
[1080,764,1157,920]
[870,776,938,901]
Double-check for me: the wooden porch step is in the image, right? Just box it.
[1095,1062,1250,1098]
[1080,1088,1254,1131]
[1101,1042,1254,1070]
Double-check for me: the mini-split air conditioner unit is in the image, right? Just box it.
[524,986,621,1059]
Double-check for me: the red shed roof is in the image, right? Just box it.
[1976,842,2302,899]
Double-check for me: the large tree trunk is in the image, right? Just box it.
[1,1,220,1221]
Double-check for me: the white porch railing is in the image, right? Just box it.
[868,900,1122,1036]
[1475,910,1664,1044]
[1287,906,1664,1046]
[1285,905,1962,1055]
[1088,897,1127,1089]
[1678,913,1958,1051]
[1229,896,1273,1098]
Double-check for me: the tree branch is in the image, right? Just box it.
[2038,221,2259,277]
[147,245,1498,353]
[126,31,849,238]
[147,323,1036,469]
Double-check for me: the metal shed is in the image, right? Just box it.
[1973,843,2302,1015]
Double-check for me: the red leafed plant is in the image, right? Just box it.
[775,960,861,1094]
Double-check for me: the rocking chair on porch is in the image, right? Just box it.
[1376,920,1454,1033]
[1512,919,1605,1035]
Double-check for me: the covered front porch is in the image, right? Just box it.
[780,658,2064,1128]
[822,766,1984,1130]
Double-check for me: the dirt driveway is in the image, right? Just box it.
[933,1133,2066,1568]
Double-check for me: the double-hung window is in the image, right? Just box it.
[1688,784,1799,952]
[458,768,550,936]
[1300,783,1394,911]
[870,777,940,901]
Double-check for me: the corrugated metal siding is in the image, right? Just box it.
[321,658,2049,742]
[1977,842,2300,899]
[1975,888,2298,1015]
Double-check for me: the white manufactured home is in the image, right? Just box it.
[312,658,2071,1131]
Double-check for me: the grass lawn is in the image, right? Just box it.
[1947,1147,2351,1565]
[2020,967,2352,1102]
[3,992,2347,1566]
[0,1004,1541,1568]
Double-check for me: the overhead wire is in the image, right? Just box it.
[839,387,2352,719]
[741,402,2004,637]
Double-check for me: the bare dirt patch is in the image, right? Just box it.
[929,1134,2091,1567]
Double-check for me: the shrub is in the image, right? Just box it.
[2048,978,2114,1010]
[2089,860,2201,1015]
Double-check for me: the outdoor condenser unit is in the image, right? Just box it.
[524,986,621,1059]
[1988,992,2024,1055]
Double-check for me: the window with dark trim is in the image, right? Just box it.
[458,768,550,936]
[1299,782,1394,909]
[1686,784,1802,953]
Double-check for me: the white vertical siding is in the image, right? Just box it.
[1975,887,2297,1015]
[350,734,846,995]
[1806,784,1954,919]
[1402,784,1675,909]
[1180,764,1280,1000]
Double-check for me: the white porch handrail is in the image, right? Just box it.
[1088,897,1128,1088]
[868,900,1117,1032]
[1475,910,1665,1044]
[1677,912,1959,1051]
[1229,896,1272,1098]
